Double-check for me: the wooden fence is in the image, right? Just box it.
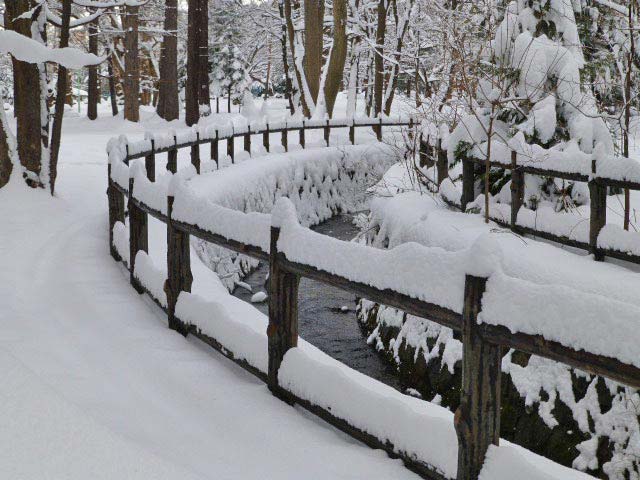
[420,138,640,264]
[108,122,640,480]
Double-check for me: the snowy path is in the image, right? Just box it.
[0,109,418,479]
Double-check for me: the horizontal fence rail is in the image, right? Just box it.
[107,121,640,480]
[420,137,640,265]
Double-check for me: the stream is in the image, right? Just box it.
[232,214,401,390]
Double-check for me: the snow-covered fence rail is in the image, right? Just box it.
[121,116,414,168]
[107,130,640,479]
[426,140,640,264]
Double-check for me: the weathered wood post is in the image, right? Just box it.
[263,123,270,152]
[107,165,125,261]
[244,127,252,155]
[589,159,606,261]
[375,118,383,142]
[281,129,288,152]
[190,132,200,174]
[299,121,306,149]
[128,174,148,293]
[216,96,219,114]
[349,123,355,145]
[510,150,524,231]
[227,128,235,164]
[267,226,300,395]
[166,195,192,336]
[455,275,502,480]
[461,159,475,211]
[145,139,155,181]
[324,119,330,146]
[211,130,219,169]
[167,135,178,173]
[436,139,448,186]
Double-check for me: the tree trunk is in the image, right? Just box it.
[157,0,179,120]
[373,0,387,116]
[11,0,48,187]
[185,0,200,126]
[323,0,347,117]
[108,55,119,116]
[198,0,210,111]
[50,0,72,195]
[0,93,14,189]
[283,0,313,116]
[123,5,140,122]
[303,0,324,106]
[278,0,295,112]
[87,17,100,120]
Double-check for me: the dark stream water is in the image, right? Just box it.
[232,214,401,390]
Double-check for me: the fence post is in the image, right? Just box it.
[349,123,355,145]
[128,174,148,293]
[263,124,270,152]
[324,119,330,146]
[216,97,219,114]
[375,118,383,141]
[107,165,125,261]
[167,135,177,173]
[281,129,288,152]
[145,139,155,181]
[227,128,235,164]
[211,131,219,169]
[455,275,501,480]
[589,160,606,261]
[461,159,475,211]
[510,150,524,230]
[267,225,300,394]
[166,195,192,336]
[299,122,305,149]
[190,132,200,174]
[244,128,251,155]
[436,139,448,186]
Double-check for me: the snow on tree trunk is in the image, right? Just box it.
[323,0,348,118]
[123,5,140,123]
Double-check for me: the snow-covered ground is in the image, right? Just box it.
[0,104,421,480]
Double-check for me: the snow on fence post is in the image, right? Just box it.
[263,123,270,152]
[244,127,251,155]
[349,123,355,145]
[455,275,501,480]
[227,127,235,164]
[167,135,178,173]
[166,195,192,336]
[299,121,306,149]
[128,173,148,294]
[145,139,156,182]
[436,139,448,186]
[190,132,201,174]
[211,130,219,169]
[324,119,330,146]
[461,159,475,211]
[107,165,125,261]
[281,128,288,152]
[589,160,606,262]
[510,150,524,230]
[267,225,300,395]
